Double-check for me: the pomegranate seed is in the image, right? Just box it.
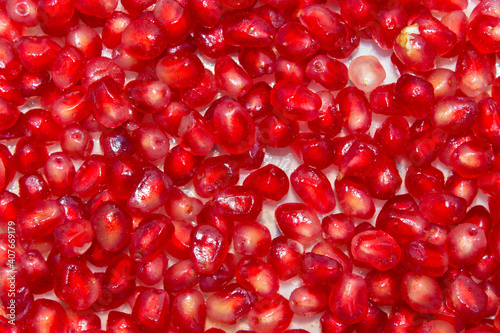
[351,230,401,271]
[274,22,319,62]
[131,288,170,331]
[199,252,237,292]
[446,274,488,324]
[130,214,174,263]
[211,98,256,154]
[455,43,495,97]
[214,56,253,98]
[256,109,299,148]
[270,80,321,122]
[268,236,303,281]
[336,86,372,135]
[348,55,386,93]
[163,259,199,293]
[419,192,467,226]
[248,294,293,332]
[157,51,204,89]
[194,23,238,59]
[232,221,271,258]
[300,252,342,290]
[170,289,206,333]
[21,249,53,294]
[275,203,321,244]
[54,258,100,310]
[91,201,132,252]
[291,132,335,170]
[289,285,329,316]
[137,251,169,286]
[365,269,401,306]
[299,4,346,51]
[402,241,449,277]
[190,224,229,275]
[206,283,257,325]
[329,272,368,325]
[335,176,375,219]
[235,256,279,298]
[305,54,348,91]
[25,299,69,333]
[401,272,442,314]
[291,164,336,214]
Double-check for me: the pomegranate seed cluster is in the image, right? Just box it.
[2,0,500,331]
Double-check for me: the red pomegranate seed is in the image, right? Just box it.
[232,221,271,258]
[129,214,174,263]
[270,80,321,122]
[136,251,169,286]
[238,47,276,79]
[289,285,329,317]
[267,236,303,281]
[298,4,346,51]
[206,283,257,325]
[351,230,401,271]
[157,51,204,90]
[91,201,132,252]
[131,288,170,331]
[190,224,229,275]
[291,132,335,170]
[275,203,321,244]
[170,289,206,333]
[335,176,375,219]
[455,43,495,98]
[305,54,348,91]
[178,110,216,156]
[365,269,401,306]
[235,256,279,298]
[336,86,372,134]
[446,274,488,324]
[222,11,275,48]
[290,164,336,214]
[273,22,319,62]
[214,56,253,98]
[329,272,368,325]
[25,298,69,333]
[300,252,342,290]
[163,259,199,293]
[419,192,467,226]
[247,293,293,332]
[401,272,442,314]
[256,109,299,148]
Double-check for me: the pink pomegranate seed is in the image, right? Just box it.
[348,55,386,93]
[206,283,257,325]
[329,272,368,325]
[248,294,293,332]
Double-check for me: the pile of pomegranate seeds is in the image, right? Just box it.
[2,0,500,331]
